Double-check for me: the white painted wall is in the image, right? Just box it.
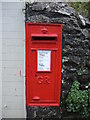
[2,2,26,118]
[0,2,2,120]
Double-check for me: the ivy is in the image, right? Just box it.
[66,81,89,118]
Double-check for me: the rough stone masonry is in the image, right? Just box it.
[26,2,90,119]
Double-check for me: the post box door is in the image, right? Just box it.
[26,23,62,106]
[30,49,58,104]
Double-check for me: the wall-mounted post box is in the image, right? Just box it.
[26,23,62,106]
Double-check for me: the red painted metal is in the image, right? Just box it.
[26,23,62,106]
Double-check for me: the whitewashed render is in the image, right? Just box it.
[2,2,26,118]
[0,2,2,120]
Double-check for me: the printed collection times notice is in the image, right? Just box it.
[37,50,51,71]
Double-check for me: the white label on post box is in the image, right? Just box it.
[37,50,51,71]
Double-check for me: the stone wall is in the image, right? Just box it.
[26,2,90,119]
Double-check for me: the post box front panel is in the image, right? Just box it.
[26,23,62,106]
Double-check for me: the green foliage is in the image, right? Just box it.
[77,68,83,76]
[88,88,90,114]
[69,2,89,19]
[66,81,89,118]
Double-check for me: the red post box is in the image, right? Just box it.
[26,23,62,106]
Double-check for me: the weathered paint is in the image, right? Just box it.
[2,2,26,118]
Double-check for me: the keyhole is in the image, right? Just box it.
[35,73,37,77]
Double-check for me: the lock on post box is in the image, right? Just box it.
[26,23,62,106]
